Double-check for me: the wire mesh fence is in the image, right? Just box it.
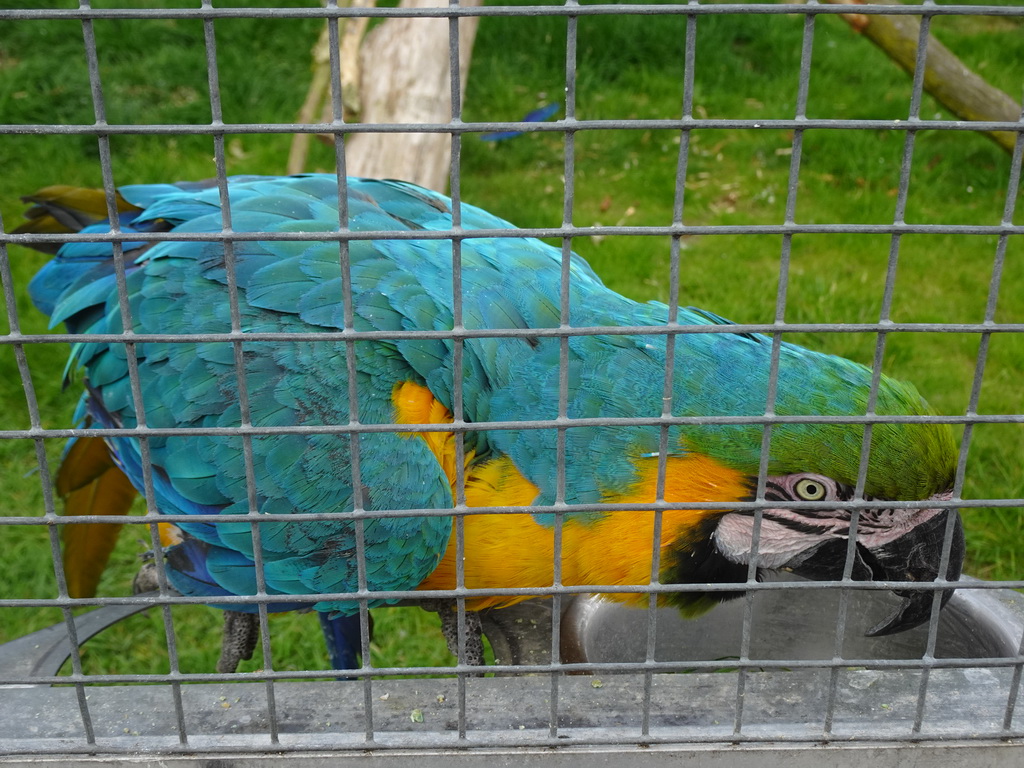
[0,0,1023,761]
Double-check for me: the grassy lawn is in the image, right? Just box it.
[0,0,1021,678]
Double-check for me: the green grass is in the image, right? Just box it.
[0,1,1021,677]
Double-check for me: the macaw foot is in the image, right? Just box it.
[478,601,555,668]
[217,611,259,674]
[132,559,167,594]
[420,600,485,667]
[132,559,258,674]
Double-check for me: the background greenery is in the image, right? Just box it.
[0,0,1021,677]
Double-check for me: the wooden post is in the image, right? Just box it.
[288,0,482,189]
[345,0,482,188]
[287,0,375,176]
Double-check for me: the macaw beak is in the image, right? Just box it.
[861,505,965,636]
[784,500,965,637]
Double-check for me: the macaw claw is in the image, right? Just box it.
[217,611,260,674]
[421,599,486,668]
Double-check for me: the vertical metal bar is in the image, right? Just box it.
[1006,629,1024,733]
[0,205,99,744]
[642,8,698,740]
[200,1,280,744]
[732,330,784,735]
[78,0,190,744]
[989,102,1024,737]
[897,5,938,735]
[732,5,814,737]
[324,0,375,744]
[799,0,856,736]
[447,0,470,740]
[550,0,579,740]
[781,18,873,743]
[937,161,1021,732]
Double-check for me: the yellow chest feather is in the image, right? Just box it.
[393,382,749,609]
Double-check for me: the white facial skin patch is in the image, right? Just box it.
[712,474,950,569]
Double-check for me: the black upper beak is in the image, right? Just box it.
[785,505,965,637]
[862,507,965,637]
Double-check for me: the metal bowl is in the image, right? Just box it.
[560,576,1024,664]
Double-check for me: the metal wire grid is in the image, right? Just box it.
[0,0,1022,757]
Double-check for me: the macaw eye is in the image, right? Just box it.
[794,477,828,501]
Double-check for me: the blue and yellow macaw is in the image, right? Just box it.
[18,175,964,670]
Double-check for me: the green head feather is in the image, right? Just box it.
[674,335,957,501]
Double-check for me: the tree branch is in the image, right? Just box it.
[823,0,1022,154]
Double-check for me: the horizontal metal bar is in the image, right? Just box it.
[7,652,1024,689]
[1,3,1023,21]
[0,491,1013,531]
[1,117,1021,138]
[4,222,1020,247]
[3,413,1023,445]
[4,322,1024,349]
[2,576,1018,614]
[3,735,1024,760]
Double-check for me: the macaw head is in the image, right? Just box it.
[701,470,963,637]
[665,337,963,636]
